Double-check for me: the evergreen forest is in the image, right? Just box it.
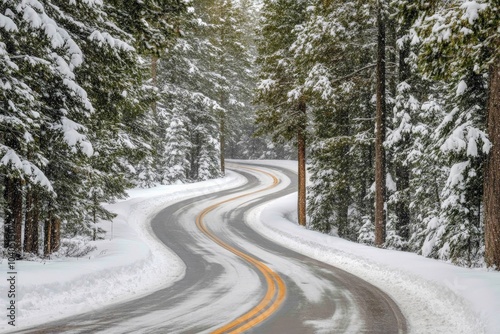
[1,0,499,269]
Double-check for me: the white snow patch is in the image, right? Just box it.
[456,80,467,96]
[460,1,488,25]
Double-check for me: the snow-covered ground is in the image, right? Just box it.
[0,171,246,332]
[2,160,499,333]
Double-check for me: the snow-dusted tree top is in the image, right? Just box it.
[0,0,145,191]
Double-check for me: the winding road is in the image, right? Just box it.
[18,162,407,333]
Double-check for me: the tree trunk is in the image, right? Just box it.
[151,55,158,115]
[4,177,23,255]
[44,215,52,257]
[24,187,34,254]
[3,177,23,254]
[32,191,39,254]
[374,0,386,246]
[395,166,410,240]
[50,217,61,253]
[220,114,226,175]
[338,183,349,237]
[395,25,412,242]
[338,108,350,237]
[3,178,11,250]
[297,99,307,227]
[484,60,500,268]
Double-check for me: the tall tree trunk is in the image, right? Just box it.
[92,192,97,241]
[24,186,34,254]
[32,191,39,255]
[395,20,412,242]
[297,99,307,227]
[217,10,227,176]
[484,60,500,268]
[338,108,350,237]
[50,217,61,253]
[151,55,158,115]
[44,211,52,257]
[395,166,410,240]
[44,215,61,255]
[375,0,387,246]
[220,112,226,175]
[3,178,11,250]
[3,177,23,254]
[338,181,349,237]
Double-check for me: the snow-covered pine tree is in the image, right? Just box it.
[0,7,48,254]
[213,0,254,173]
[292,0,377,238]
[156,5,222,183]
[384,0,422,250]
[255,0,308,226]
[104,0,186,187]
[223,0,263,160]
[1,0,96,255]
[160,105,192,183]
[158,0,253,182]
[47,0,156,238]
[416,0,498,267]
[182,0,254,175]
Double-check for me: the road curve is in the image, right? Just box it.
[17,162,407,333]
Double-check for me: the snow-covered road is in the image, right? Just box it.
[12,163,406,333]
[2,160,498,333]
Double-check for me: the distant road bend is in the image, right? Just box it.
[19,162,407,334]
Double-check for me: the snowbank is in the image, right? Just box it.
[0,171,246,332]
[248,189,500,334]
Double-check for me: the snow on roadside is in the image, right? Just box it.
[243,160,500,334]
[0,171,246,333]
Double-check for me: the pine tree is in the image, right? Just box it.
[255,0,308,226]
[292,0,378,237]
[156,6,222,183]
[417,0,498,267]
[160,106,191,183]
[374,0,388,246]
[1,0,97,255]
[157,0,252,183]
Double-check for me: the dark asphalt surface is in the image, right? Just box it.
[16,162,407,334]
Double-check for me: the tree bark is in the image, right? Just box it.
[3,177,23,254]
[3,178,11,250]
[297,99,307,227]
[32,191,39,254]
[23,187,34,254]
[151,55,158,115]
[375,0,386,246]
[50,217,61,253]
[395,23,412,242]
[44,210,52,257]
[220,113,226,175]
[484,60,500,268]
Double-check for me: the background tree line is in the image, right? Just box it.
[255,0,499,268]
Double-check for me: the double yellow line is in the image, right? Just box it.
[195,166,287,333]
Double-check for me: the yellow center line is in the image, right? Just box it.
[195,165,287,333]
